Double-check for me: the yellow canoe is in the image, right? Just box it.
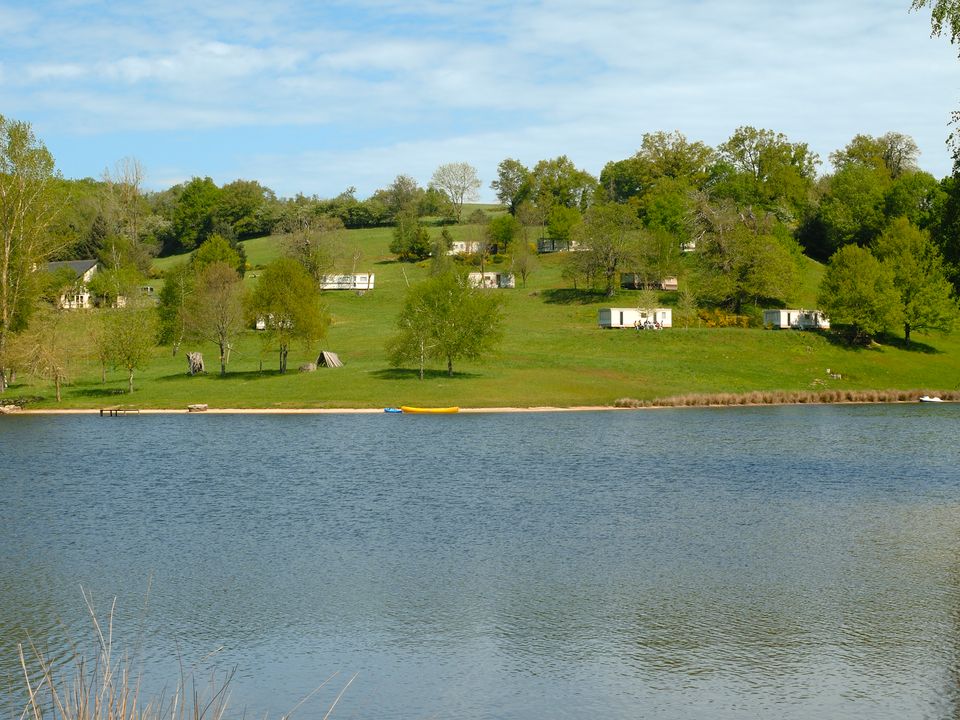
[400,406,460,414]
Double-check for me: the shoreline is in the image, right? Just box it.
[4,398,955,415]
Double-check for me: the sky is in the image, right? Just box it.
[1,0,958,200]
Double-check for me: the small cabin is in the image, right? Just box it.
[598,307,672,329]
[317,273,375,291]
[763,308,830,330]
[620,274,679,291]
[468,271,515,289]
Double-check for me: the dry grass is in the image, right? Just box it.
[613,390,960,409]
[16,590,355,720]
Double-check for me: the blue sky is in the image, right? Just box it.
[1,0,957,199]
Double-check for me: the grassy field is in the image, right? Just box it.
[6,219,960,410]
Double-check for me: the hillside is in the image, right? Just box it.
[8,222,960,410]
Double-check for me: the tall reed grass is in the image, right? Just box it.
[613,389,960,409]
[16,591,355,720]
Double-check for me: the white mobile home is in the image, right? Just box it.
[598,307,672,329]
[318,273,375,291]
[763,309,830,330]
[468,271,515,289]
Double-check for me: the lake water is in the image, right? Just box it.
[2,405,960,719]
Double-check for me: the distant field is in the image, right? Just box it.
[7,220,960,410]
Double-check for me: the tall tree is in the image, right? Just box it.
[10,307,85,402]
[387,270,503,377]
[171,177,221,252]
[389,209,432,261]
[0,116,61,392]
[183,262,246,375]
[430,162,481,223]
[530,156,597,211]
[157,262,194,354]
[818,244,902,343]
[871,217,958,343]
[490,158,531,214]
[101,302,157,393]
[284,214,347,286]
[248,257,329,373]
[568,203,641,297]
[829,132,920,178]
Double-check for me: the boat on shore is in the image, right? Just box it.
[919,396,944,403]
[400,406,459,414]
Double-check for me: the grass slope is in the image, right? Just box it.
[7,222,960,409]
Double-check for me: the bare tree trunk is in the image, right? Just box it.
[127,367,134,394]
[447,356,453,376]
[219,340,227,376]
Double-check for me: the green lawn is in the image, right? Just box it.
[6,224,960,409]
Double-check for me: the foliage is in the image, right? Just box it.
[430,162,481,223]
[9,307,85,401]
[170,177,221,253]
[191,233,243,275]
[490,158,531,214]
[157,262,194,351]
[247,257,329,373]
[0,115,60,392]
[530,155,597,212]
[818,244,902,342]
[599,131,715,203]
[387,269,503,377]
[829,132,920,178]
[100,303,158,393]
[691,200,799,313]
[389,209,432,261]
[567,203,641,297]
[283,214,348,285]
[510,239,539,287]
[546,205,581,249]
[183,261,246,375]
[871,217,958,343]
[486,214,520,254]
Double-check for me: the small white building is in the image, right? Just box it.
[763,308,830,330]
[45,259,98,309]
[468,271,515,289]
[598,307,672,329]
[448,241,484,256]
[318,273,375,291]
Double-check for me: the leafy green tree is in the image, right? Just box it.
[191,233,243,275]
[546,205,581,250]
[807,164,890,258]
[600,131,715,203]
[101,301,157,393]
[387,270,503,377]
[10,307,85,401]
[248,257,329,373]
[430,162,481,223]
[871,217,958,343]
[284,214,347,286]
[715,126,819,220]
[818,244,902,342]
[213,179,277,240]
[829,132,920,179]
[486,214,520,255]
[691,199,799,314]
[87,266,143,308]
[490,158,531,214]
[183,262,246,375]
[0,116,61,392]
[390,209,432,261]
[171,177,221,252]
[568,203,641,297]
[372,174,424,221]
[530,156,597,211]
[157,262,194,353]
[510,238,539,287]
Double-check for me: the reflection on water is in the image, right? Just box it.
[1,405,960,719]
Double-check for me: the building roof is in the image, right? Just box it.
[45,259,98,277]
